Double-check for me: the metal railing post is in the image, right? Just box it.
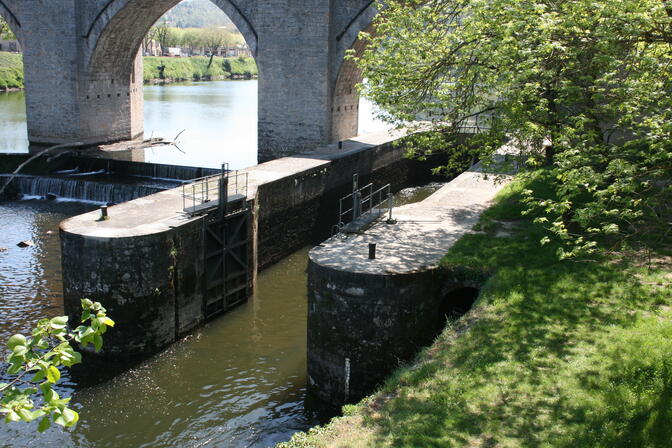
[387,192,393,221]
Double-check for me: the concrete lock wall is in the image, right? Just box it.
[60,217,208,358]
[307,263,446,405]
[58,130,444,359]
[306,260,491,407]
[254,140,436,269]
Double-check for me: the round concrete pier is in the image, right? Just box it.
[307,259,446,405]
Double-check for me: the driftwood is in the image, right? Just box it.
[0,142,88,198]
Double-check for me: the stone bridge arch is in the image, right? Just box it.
[77,0,259,146]
[84,0,258,73]
[12,0,379,162]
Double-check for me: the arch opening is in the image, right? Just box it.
[80,0,259,164]
[331,20,391,143]
[0,3,20,44]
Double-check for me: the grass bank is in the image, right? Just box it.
[143,56,257,83]
[281,170,672,447]
[0,53,256,89]
[0,51,23,90]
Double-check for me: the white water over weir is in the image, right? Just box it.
[0,174,177,204]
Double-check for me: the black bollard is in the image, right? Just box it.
[368,243,376,260]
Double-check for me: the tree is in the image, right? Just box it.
[1,299,114,431]
[180,28,204,57]
[153,21,180,55]
[201,28,234,68]
[354,0,672,258]
[143,26,158,56]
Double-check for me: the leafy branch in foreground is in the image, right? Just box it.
[354,0,672,258]
[0,299,114,432]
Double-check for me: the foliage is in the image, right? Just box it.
[144,23,243,57]
[0,299,114,432]
[226,56,258,78]
[153,21,180,55]
[279,171,672,448]
[0,51,23,90]
[200,27,236,68]
[354,0,672,258]
[0,16,15,40]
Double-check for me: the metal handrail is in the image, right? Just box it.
[335,178,391,234]
[182,166,248,215]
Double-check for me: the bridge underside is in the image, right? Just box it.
[0,0,377,163]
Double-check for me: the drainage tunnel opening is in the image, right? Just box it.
[440,287,480,320]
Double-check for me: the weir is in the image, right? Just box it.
[0,154,220,203]
[58,130,444,359]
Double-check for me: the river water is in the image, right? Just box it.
[0,81,391,447]
[0,198,317,446]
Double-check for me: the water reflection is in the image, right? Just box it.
[0,90,28,154]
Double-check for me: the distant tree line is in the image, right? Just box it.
[144,22,245,66]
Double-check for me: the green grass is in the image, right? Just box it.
[280,170,672,448]
[0,51,23,89]
[143,56,257,82]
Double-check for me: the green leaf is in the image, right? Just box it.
[40,382,54,402]
[93,334,103,352]
[18,408,34,422]
[6,360,22,375]
[12,345,28,356]
[46,366,60,384]
[62,408,79,426]
[101,317,115,328]
[37,416,51,432]
[49,316,69,330]
[7,334,26,351]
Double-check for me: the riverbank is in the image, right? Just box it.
[0,53,257,90]
[281,169,672,447]
[143,55,257,83]
[0,52,22,91]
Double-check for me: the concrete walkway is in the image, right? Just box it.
[60,129,406,238]
[310,159,514,275]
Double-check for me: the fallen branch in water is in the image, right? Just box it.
[0,142,87,198]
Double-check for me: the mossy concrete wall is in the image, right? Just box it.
[61,216,208,358]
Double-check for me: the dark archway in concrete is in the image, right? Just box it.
[0,1,21,44]
[441,287,480,320]
[330,23,375,142]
